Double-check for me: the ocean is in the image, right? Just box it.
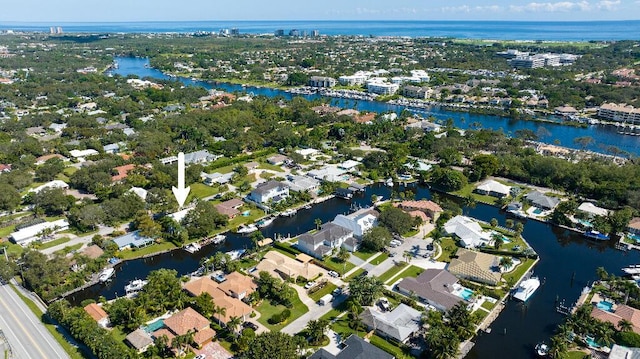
[1,20,639,41]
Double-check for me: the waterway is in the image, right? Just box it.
[68,182,640,359]
[110,57,640,156]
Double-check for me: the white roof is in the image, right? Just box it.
[339,160,361,170]
[168,207,194,223]
[444,215,491,248]
[29,180,69,193]
[307,165,347,181]
[69,149,99,158]
[577,202,609,217]
[10,219,69,244]
[360,304,421,343]
[295,148,319,157]
[476,180,511,195]
[128,187,148,201]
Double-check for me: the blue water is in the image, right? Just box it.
[459,288,475,301]
[629,233,640,243]
[533,208,544,214]
[1,20,639,41]
[144,319,164,333]
[110,57,640,156]
[585,336,600,348]
[596,300,614,312]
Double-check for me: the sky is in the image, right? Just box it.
[0,0,639,22]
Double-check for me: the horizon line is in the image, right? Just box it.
[1,19,640,24]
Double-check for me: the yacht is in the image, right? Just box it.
[124,279,148,293]
[513,277,541,302]
[226,249,246,261]
[98,268,115,283]
[535,342,549,357]
[584,230,610,241]
[256,216,275,228]
[623,264,640,275]
[280,208,297,217]
[303,204,312,210]
[212,234,226,244]
[184,242,202,253]
[237,224,258,234]
[385,178,394,187]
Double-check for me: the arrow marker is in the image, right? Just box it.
[171,152,191,207]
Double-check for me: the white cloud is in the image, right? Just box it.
[596,0,620,10]
[441,5,505,13]
[509,0,620,12]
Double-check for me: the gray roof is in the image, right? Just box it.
[309,335,394,359]
[396,269,462,311]
[112,231,154,250]
[525,191,560,209]
[184,150,215,164]
[298,223,353,247]
[125,328,153,350]
[610,345,640,359]
[252,180,287,196]
[360,304,422,343]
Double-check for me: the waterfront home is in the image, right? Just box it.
[628,217,640,235]
[248,180,289,204]
[447,248,502,286]
[307,165,348,182]
[214,198,244,219]
[475,180,511,198]
[83,303,110,328]
[309,334,394,359]
[296,223,356,259]
[360,304,422,343]
[309,76,337,88]
[217,272,257,300]
[161,307,215,348]
[576,202,609,218]
[333,207,379,238]
[183,277,254,325]
[29,180,69,194]
[112,231,154,251]
[591,304,640,334]
[286,174,320,193]
[398,200,443,222]
[125,329,153,354]
[608,344,640,359]
[396,269,464,312]
[10,219,70,247]
[525,191,560,211]
[444,215,492,248]
[253,251,322,281]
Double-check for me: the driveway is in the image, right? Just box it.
[41,223,128,255]
[281,289,347,335]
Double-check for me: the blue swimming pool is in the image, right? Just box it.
[596,300,614,312]
[585,336,600,348]
[242,210,251,217]
[533,208,543,214]
[144,319,165,333]
[458,288,474,301]
[628,233,640,243]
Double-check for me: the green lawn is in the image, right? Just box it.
[54,243,83,255]
[503,258,536,285]
[0,224,17,238]
[322,257,355,276]
[566,351,590,359]
[344,268,365,281]
[369,334,412,359]
[377,262,408,284]
[393,265,424,282]
[118,241,178,260]
[228,208,266,229]
[352,250,379,261]
[309,282,337,302]
[434,237,459,263]
[257,162,285,172]
[256,291,308,332]
[370,252,389,266]
[320,303,348,322]
[188,183,218,200]
[481,300,496,311]
[35,237,70,250]
[260,172,275,180]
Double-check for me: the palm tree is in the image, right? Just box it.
[227,316,242,336]
[499,256,513,270]
[403,251,412,263]
[314,218,322,230]
[306,319,329,345]
[212,304,227,325]
[492,233,503,250]
[549,334,568,359]
[336,247,350,263]
[619,319,634,332]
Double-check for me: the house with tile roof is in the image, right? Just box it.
[628,217,640,235]
[111,164,136,182]
[183,277,254,325]
[475,179,511,198]
[591,304,640,334]
[83,303,109,328]
[396,269,464,312]
[217,271,257,300]
[254,250,322,281]
[448,248,502,286]
[162,307,215,348]
[125,328,154,353]
[398,200,443,222]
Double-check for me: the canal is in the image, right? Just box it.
[69,182,640,358]
[110,56,640,156]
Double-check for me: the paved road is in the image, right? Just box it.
[0,283,68,359]
[41,224,128,255]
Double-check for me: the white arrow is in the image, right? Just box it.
[171,152,191,207]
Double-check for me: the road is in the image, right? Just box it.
[41,224,128,256]
[0,283,69,359]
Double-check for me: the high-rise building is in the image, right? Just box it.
[274,29,284,36]
[230,28,239,36]
[289,29,299,37]
[312,30,320,37]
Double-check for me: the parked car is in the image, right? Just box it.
[332,287,342,296]
[426,243,434,251]
[389,252,397,257]
[304,281,316,289]
[242,321,259,331]
[378,297,391,311]
[195,355,207,359]
[328,270,340,278]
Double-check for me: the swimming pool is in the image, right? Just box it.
[585,336,600,348]
[501,235,511,244]
[596,300,614,312]
[457,288,474,301]
[628,233,640,243]
[533,208,543,214]
[144,319,165,333]
[241,210,251,217]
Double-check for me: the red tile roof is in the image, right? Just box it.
[164,307,211,336]
[112,164,136,182]
[83,303,108,322]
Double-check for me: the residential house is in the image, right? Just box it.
[183,277,254,325]
[286,174,320,193]
[125,329,154,354]
[398,200,443,222]
[214,198,244,219]
[297,223,355,259]
[161,307,215,348]
[111,164,136,182]
[248,180,289,204]
[201,172,234,185]
[628,217,640,235]
[333,208,379,238]
[83,303,109,328]
[69,149,99,159]
[160,150,220,165]
[591,304,640,334]
[338,160,361,172]
[309,334,394,359]
[577,202,609,218]
[525,191,560,210]
[112,231,154,251]
[402,85,431,99]
[25,126,45,136]
[609,345,640,359]
[254,250,322,281]
[444,215,492,248]
[103,142,125,154]
[48,123,67,133]
[360,304,422,343]
[309,76,337,88]
[217,272,257,300]
[0,164,11,173]
[29,180,69,194]
[295,148,320,159]
[35,154,67,165]
[448,248,502,286]
[475,180,511,198]
[267,154,288,166]
[129,187,148,201]
[396,269,464,312]
[307,166,348,182]
[10,219,70,247]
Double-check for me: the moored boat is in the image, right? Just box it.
[124,279,148,293]
[584,230,610,241]
[98,268,115,283]
[280,209,297,217]
[385,178,394,187]
[535,342,549,357]
[623,265,640,275]
[184,242,202,253]
[237,224,258,234]
[513,277,541,302]
[256,216,275,228]
[212,234,226,244]
[226,249,246,261]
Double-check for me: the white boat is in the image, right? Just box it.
[385,178,394,187]
[513,277,541,302]
[256,216,275,228]
[280,209,297,217]
[535,342,549,357]
[98,268,115,283]
[124,279,148,293]
[212,234,226,244]
[184,243,202,253]
[623,265,640,275]
[303,204,312,210]
[237,224,258,234]
[226,249,246,261]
